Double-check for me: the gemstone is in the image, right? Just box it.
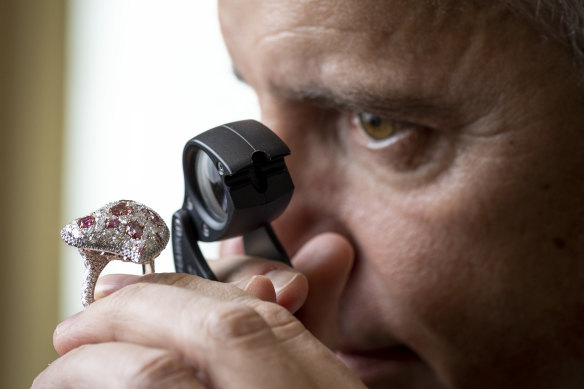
[126,221,144,239]
[110,202,134,216]
[153,232,163,243]
[105,219,120,229]
[77,215,95,228]
[143,209,163,226]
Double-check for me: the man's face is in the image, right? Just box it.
[219,1,584,388]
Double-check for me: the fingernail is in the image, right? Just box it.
[264,270,299,294]
[55,312,81,336]
[94,274,141,300]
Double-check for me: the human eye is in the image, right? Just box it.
[346,111,449,175]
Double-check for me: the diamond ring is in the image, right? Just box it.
[61,200,170,307]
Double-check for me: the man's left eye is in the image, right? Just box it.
[356,112,397,140]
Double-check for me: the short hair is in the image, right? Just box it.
[504,0,584,69]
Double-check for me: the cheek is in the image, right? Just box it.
[336,173,477,323]
[330,169,518,385]
[339,139,584,383]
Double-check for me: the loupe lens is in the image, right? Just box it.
[195,151,228,224]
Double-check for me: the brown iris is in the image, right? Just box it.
[357,112,396,140]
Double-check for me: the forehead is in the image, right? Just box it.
[221,1,536,100]
[246,1,494,64]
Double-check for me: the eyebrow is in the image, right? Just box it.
[231,66,456,122]
[271,81,457,122]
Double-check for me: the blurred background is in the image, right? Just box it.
[0,0,258,387]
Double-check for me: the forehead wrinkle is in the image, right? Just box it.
[250,0,474,53]
[254,25,353,49]
[254,0,495,43]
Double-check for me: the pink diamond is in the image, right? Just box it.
[77,215,95,228]
[143,209,163,226]
[126,221,144,239]
[105,219,120,229]
[110,201,134,216]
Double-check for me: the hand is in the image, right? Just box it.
[95,232,354,346]
[33,233,364,388]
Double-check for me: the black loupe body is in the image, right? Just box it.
[172,120,294,280]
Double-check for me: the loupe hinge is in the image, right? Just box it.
[243,224,292,267]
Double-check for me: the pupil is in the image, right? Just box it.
[360,112,382,127]
[368,115,382,127]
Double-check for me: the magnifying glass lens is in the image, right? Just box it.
[195,151,228,223]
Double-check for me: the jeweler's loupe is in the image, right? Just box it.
[172,120,294,280]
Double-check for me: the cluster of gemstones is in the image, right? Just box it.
[61,200,170,264]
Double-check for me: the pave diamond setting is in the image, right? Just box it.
[60,200,170,307]
[61,200,169,264]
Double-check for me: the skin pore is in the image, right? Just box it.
[219,0,584,388]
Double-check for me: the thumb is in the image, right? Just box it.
[292,233,355,348]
